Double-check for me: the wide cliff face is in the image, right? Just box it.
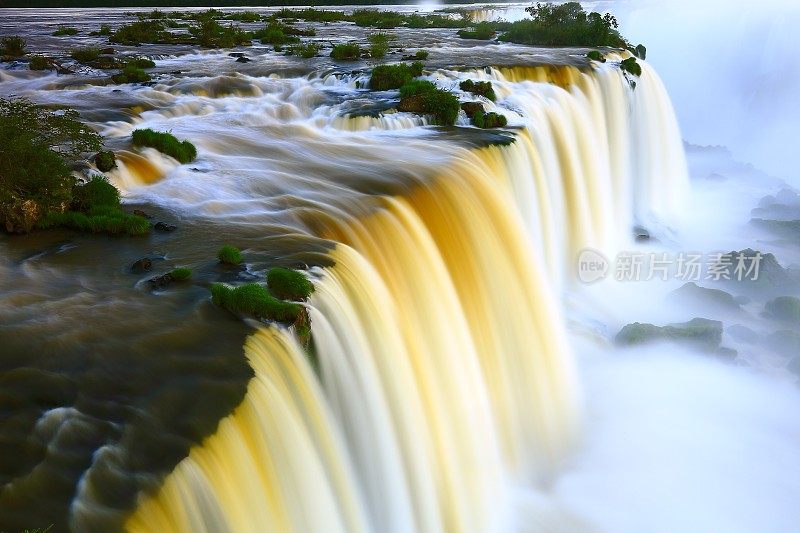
[116,60,688,533]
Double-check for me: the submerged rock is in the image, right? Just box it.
[235,56,251,63]
[616,317,723,351]
[131,257,152,273]
[147,272,174,290]
[132,209,152,219]
[153,221,176,232]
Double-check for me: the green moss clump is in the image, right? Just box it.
[28,55,50,70]
[171,267,192,281]
[459,79,496,101]
[211,283,302,322]
[351,9,403,29]
[94,150,116,172]
[275,8,348,23]
[397,80,460,126]
[586,50,605,62]
[110,21,170,46]
[98,24,112,36]
[267,267,315,301]
[252,22,301,45]
[1,36,26,57]
[620,57,642,76]
[110,65,152,84]
[127,57,156,69]
[471,110,508,129]
[369,62,423,90]
[131,129,197,164]
[70,175,119,211]
[457,23,496,40]
[413,50,429,60]
[217,245,242,265]
[288,42,320,58]
[53,27,79,37]
[70,47,103,63]
[368,33,391,59]
[330,43,362,61]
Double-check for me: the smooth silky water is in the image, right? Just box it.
[1,4,799,533]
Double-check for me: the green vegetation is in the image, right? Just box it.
[110,21,170,46]
[288,42,320,58]
[267,267,314,301]
[397,80,460,126]
[586,50,605,62]
[620,56,642,76]
[405,13,469,29]
[330,43,362,61]
[457,22,496,40]
[223,11,262,22]
[128,56,156,68]
[632,43,647,60]
[459,79,496,101]
[131,128,197,163]
[111,64,152,84]
[53,27,79,37]
[352,9,403,29]
[1,36,26,57]
[28,55,51,70]
[98,24,112,36]
[471,110,507,129]
[369,61,423,90]
[189,19,251,48]
[217,245,242,265]
[94,150,116,171]
[70,47,103,63]
[252,22,301,45]
[410,50,428,60]
[171,267,192,281]
[275,8,348,23]
[498,2,627,47]
[368,32,391,59]
[211,282,302,322]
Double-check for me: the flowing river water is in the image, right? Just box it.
[1,4,799,533]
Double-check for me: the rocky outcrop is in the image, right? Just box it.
[616,317,723,351]
[1,197,42,234]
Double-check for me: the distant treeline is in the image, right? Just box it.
[2,0,500,7]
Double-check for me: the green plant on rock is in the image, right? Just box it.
[189,19,251,48]
[217,245,242,265]
[368,32,391,59]
[131,128,197,164]
[28,55,51,70]
[267,267,315,301]
[459,79,496,101]
[252,22,301,45]
[98,24,112,36]
[351,9,403,29]
[620,56,642,76]
[70,47,103,63]
[330,43,362,61]
[471,110,508,129]
[457,22,496,40]
[53,27,78,37]
[288,42,320,58]
[110,21,170,46]
[111,64,152,84]
[397,80,460,126]
[211,283,302,322]
[369,61,423,90]
[412,50,429,60]
[586,50,605,62]
[1,36,26,57]
[171,267,192,281]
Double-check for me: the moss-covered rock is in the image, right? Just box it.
[620,56,642,76]
[267,267,314,301]
[211,282,302,322]
[471,110,507,129]
[459,79,496,101]
[616,317,723,351]
[217,245,242,265]
[586,50,605,62]
[94,150,117,172]
[460,101,484,118]
[369,62,423,90]
[131,128,196,163]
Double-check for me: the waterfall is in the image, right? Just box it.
[120,60,688,532]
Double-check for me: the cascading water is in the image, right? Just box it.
[116,59,690,532]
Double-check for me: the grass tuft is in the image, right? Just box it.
[211,283,302,322]
[131,128,197,163]
[267,267,314,301]
[217,245,242,265]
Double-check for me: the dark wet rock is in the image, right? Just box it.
[633,225,651,241]
[727,324,760,344]
[98,47,115,55]
[94,150,116,172]
[228,52,245,58]
[397,95,425,113]
[235,56,251,63]
[764,296,800,323]
[132,209,152,219]
[131,257,152,273]
[460,101,484,118]
[765,329,800,356]
[716,249,796,291]
[616,317,723,351]
[147,272,174,290]
[153,222,176,232]
[667,282,740,313]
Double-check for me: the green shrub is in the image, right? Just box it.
[368,33,391,59]
[406,13,469,29]
[224,11,262,23]
[188,19,251,48]
[498,2,628,48]
[330,43,362,61]
[110,21,169,46]
[620,56,642,76]
[171,267,192,281]
[127,57,156,69]
[275,8,348,23]
[586,50,605,62]
[1,36,26,57]
[70,175,119,211]
[352,9,403,29]
[457,22,496,40]
[210,283,302,322]
[94,150,116,172]
[28,55,50,70]
[369,61,423,90]
[459,79,496,101]
[471,110,507,128]
[267,267,314,301]
[252,22,301,45]
[420,89,460,126]
[99,24,112,36]
[217,245,242,265]
[111,65,152,84]
[413,50,429,60]
[53,27,78,37]
[399,79,436,98]
[70,47,102,63]
[131,129,197,163]
[37,209,150,236]
[288,42,320,58]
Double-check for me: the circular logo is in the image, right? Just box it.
[576,248,609,283]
